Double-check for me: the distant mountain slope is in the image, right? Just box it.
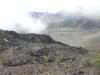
[29,7,100,29]
[50,8,100,29]
[57,15,100,29]
[29,11,64,23]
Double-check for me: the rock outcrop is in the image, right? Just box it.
[0,30,88,75]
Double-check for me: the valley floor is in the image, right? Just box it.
[48,27,100,51]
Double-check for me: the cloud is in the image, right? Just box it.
[0,10,47,34]
[0,0,100,34]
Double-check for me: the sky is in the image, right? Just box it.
[0,0,100,13]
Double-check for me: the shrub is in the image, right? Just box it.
[91,54,100,74]
[32,57,36,64]
[0,60,2,66]
[43,72,50,75]
[55,58,61,63]
[81,59,92,67]
[39,43,43,47]
[91,54,100,68]
[43,55,49,63]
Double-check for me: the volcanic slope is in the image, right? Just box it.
[0,30,88,75]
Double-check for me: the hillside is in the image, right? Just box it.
[48,27,100,75]
[29,8,100,29]
[50,13,100,29]
[0,29,89,75]
[54,13,100,29]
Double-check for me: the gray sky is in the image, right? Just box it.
[0,0,100,13]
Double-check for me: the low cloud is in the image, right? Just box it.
[0,11,47,34]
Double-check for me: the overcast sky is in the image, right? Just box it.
[0,0,100,13]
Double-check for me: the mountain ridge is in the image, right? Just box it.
[29,8,100,29]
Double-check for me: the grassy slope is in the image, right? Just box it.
[48,27,100,51]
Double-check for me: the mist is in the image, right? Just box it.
[0,0,100,34]
[0,11,47,34]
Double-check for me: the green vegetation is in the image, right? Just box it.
[32,57,36,64]
[81,59,92,67]
[91,54,100,68]
[43,72,50,75]
[55,58,61,63]
[39,43,43,47]
[43,55,49,63]
[0,60,3,66]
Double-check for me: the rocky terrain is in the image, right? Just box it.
[0,29,89,75]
